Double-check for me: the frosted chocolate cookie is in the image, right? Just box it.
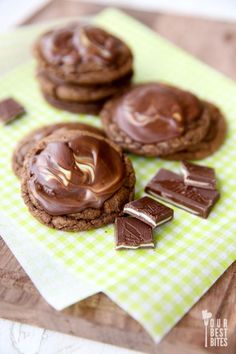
[101,83,211,156]
[34,24,133,84]
[21,130,135,231]
[12,122,105,178]
[163,103,227,160]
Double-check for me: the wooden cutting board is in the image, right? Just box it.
[0,2,236,353]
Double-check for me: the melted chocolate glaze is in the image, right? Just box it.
[39,25,131,69]
[16,123,104,169]
[28,132,126,215]
[114,84,203,144]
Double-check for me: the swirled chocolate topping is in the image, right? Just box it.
[114,84,202,144]
[28,132,126,215]
[39,24,131,67]
[15,123,104,170]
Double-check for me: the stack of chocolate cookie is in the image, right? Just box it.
[101,83,226,160]
[34,24,133,114]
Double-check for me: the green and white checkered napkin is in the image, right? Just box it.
[0,9,235,342]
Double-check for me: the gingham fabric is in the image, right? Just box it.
[0,9,235,342]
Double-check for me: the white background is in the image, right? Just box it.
[1,0,236,32]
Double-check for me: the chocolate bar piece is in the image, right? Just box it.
[181,161,216,190]
[0,98,25,124]
[124,196,173,228]
[145,169,219,218]
[115,217,154,250]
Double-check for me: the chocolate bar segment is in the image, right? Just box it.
[124,196,173,228]
[115,217,154,250]
[181,161,216,190]
[145,169,219,218]
[0,98,25,124]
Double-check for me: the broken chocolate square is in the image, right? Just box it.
[115,217,154,250]
[181,161,217,190]
[145,169,219,218]
[0,98,25,124]
[124,196,173,228]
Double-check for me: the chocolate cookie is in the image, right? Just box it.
[12,122,105,178]
[37,69,133,103]
[34,24,133,85]
[43,93,106,114]
[21,130,135,231]
[163,103,227,160]
[101,83,211,157]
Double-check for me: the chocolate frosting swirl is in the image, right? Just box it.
[28,132,126,215]
[15,123,104,169]
[114,84,202,144]
[39,24,131,68]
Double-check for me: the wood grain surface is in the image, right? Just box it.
[0,1,235,353]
